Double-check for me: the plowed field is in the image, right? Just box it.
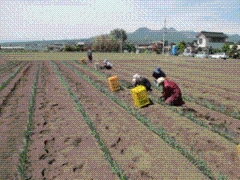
[0,54,239,180]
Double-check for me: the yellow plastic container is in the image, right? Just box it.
[238,145,240,154]
[80,58,85,64]
[131,85,150,108]
[108,76,120,91]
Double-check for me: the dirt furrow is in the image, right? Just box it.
[89,61,240,142]
[69,61,240,179]
[57,61,211,179]
[25,61,118,179]
[108,61,240,119]
[0,62,37,179]
[0,61,23,84]
[113,60,240,109]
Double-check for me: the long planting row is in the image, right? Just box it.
[55,61,209,179]
[51,61,127,179]
[18,61,40,179]
[112,62,240,140]
[24,61,118,179]
[61,60,228,179]
[68,60,240,179]
[0,62,38,179]
[75,61,240,144]
[0,61,23,76]
[0,61,28,92]
[112,60,240,120]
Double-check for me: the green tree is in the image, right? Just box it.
[176,41,186,53]
[229,44,238,57]
[92,34,119,52]
[123,42,136,52]
[222,43,230,53]
[65,45,73,51]
[110,28,127,42]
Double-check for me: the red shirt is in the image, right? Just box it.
[162,79,182,100]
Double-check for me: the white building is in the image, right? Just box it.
[196,31,228,49]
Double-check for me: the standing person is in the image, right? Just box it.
[87,48,93,62]
[101,59,113,69]
[156,77,185,106]
[152,67,166,86]
[132,74,152,91]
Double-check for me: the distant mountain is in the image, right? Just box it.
[1,27,239,48]
[127,27,196,44]
[227,34,240,43]
[126,27,240,44]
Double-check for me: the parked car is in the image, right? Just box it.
[208,52,229,60]
[194,52,209,58]
[183,52,195,57]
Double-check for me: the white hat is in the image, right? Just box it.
[132,78,136,84]
[103,59,108,64]
[133,73,140,80]
[156,77,165,86]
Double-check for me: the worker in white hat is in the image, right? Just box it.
[157,77,185,106]
[101,59,113,69]
[132,73,152,91]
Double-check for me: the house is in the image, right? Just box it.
[48,43,66,51]
[135,43,153,53]
[196,31,228,49]
[0,46,25,50]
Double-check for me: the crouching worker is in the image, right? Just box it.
[132,74,152,91]
[101,59,113,69]
[156,77,185,106]
[152,67,166,86]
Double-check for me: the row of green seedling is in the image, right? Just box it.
[51,61,128,180]
[0,62,28,92]
[63,61,222,179]
[74,60,239,146]
[98,61,240,121]
[18,61,40,179]
[182,94,240,120]
[0,61,22,74]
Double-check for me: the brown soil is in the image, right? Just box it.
[71,60,240,179]
[25,61,118,179]
[0,61,23,85]
[54,61,206,179]
[0,62,36,179]
[1,58,239,179]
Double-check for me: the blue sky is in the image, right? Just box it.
[0,0,239,41]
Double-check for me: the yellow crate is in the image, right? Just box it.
[108,76,120,91]
[80,59,85,64]
[110,86,120,91]
[108,76,119,83]
[131,85,150,108]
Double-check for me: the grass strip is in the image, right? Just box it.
[51,61,128,180]
[0,62,28,91]
[18,61,40,179]
[74,60,239,146]
[62,61,218,180]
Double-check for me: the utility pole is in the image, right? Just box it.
[120,29,123,53]
[162,18,166,55]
